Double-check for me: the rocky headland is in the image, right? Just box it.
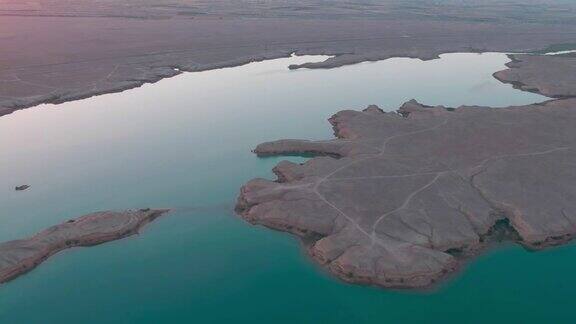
[0,209,169,284]
[236,53,576,289]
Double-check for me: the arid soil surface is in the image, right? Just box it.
[494,53,576,98]
[2,0,576,115]
[236,54,576,288]
[0,209,169,284]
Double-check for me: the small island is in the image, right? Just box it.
[236,53,576,289]
[0,209,169,284]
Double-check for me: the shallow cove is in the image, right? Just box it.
[0,53,571,323]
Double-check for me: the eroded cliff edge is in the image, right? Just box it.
[0,209,169,284]
[236,54,576,289]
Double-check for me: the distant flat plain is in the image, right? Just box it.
[2,0,576,114]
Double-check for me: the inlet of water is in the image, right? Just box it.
[1,53,566,323]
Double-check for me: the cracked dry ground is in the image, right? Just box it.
[236,98,576,288]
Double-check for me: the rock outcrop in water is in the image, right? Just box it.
[0,209,169,284]
[236,97,576,288]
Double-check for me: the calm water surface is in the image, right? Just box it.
[0,53,573,323]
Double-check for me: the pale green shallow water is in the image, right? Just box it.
[0,53,573,323]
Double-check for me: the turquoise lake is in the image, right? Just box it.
[0,53,573,323]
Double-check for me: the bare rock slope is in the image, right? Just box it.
[0,209,169,284]
[237,98,576,288]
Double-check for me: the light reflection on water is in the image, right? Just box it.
[0,53,562,323]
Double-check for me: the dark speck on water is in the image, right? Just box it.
[15,185,30,191]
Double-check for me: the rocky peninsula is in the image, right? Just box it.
[0,209,169,284]
[494,53,576,98]
[236,53,576,289]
